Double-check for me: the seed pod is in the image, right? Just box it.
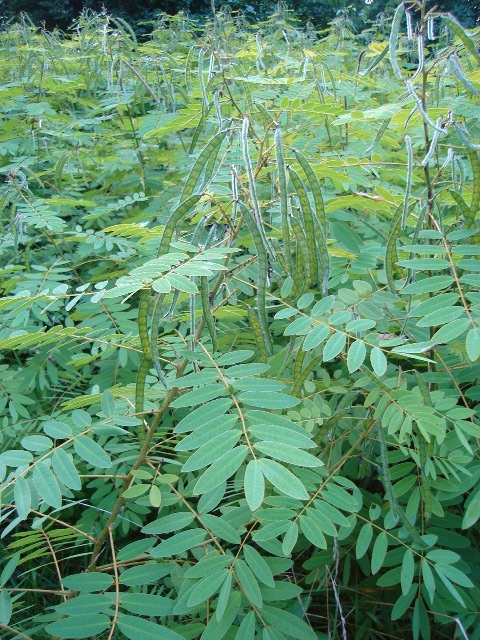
[385,204,404,294]
[150,294,168,388]
[389,3,405,81]
[138,289,152,359]
[247,307,268,363]
[275,125,292,274]
[238,201,272,356]
[200,276,217,352]
[366,118,391,154]
[182,130,227,201]
[135,356,151,445]
[241,116,272,255]
[292,355,322,397]
[288,167,317,287]
[157,194,202,258]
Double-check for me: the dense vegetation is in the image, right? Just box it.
[2,0,480,32]
[0,2,479,638]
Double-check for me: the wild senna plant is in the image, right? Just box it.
[0,3,479,638]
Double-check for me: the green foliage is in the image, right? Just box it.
[0,3,480,639]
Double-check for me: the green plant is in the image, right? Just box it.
[0,3,479,639]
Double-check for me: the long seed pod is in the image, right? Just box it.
[448,55,480,97]
[290,213,309,285]
[200,276,217,352]
[293,345,306,383]
[247,306,268,363]
[293,149,326,229]
[185,46,194,96]
[359,44,389,77]
[214,89,223,130]
[406,80,447,135]
[386,203,404,294]
[455,122,480,151]
[468,150,480,222]
[448,189,470,220]
[406,10,413,40]
[198,48,208,107]
[189,284,196,351]
[414,373,433,520]
[182,130,227,201]
[402,135,414,229]
[288,168,317,286]
[274,126,293,274]
[135,356,151,445]
[377,422,426,545]
[157,193,202,257]
[138,289,152,358]
[292,355,322,397]
[238,201,272,355]
[189,103,212,155]
[442,14,480,65]
[149,294,168,388]
[241,116,272,255]
[421,117,444,167]
[411,34,424,81]
[389,3,405,81]
[291,153,330,292]
[366,118,391,154]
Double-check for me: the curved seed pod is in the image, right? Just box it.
[201,138,227,193]
[385,204,404,294]
[200,276,217,352]
[24,239,34,273]
[293,149,326,229]
[290,213,310,286]
[377,422,426,545]
[198,48,208,107]
[150,293,168,388]
[241,79,254,114]
[241,116,272,256]
[182,130,227,201]
[359,45,389,77]
[189,103,212,155]
[135,356,151,445]
[191,215,208,248]
[164,289,180,319]
[442,14,480,65]
[189,286,196,351]
[449,190,471,223]
[214,89,223,130]
[448,55,480,96]
[247,307,268,363]
[402,135,413,229]
[238,201,272,355]
[185,46,194,96]
[157,193,202,257]
[54,151,69,189]
[292,355,322,397]
[421,117,444,167]
[255,101,275,128]
[270,237,288,276]
[288,160,330,293]
[389,3,404,81]
[288,167,317,287]
[293,347,306,383]
[411,34,424,81]
[138,289,152,359]
[274,125,292,274]
[366,118,391,154]
[468,149,480,223]
[454,122,480,151]
[414,373,433,520]
[406,80,447,135]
